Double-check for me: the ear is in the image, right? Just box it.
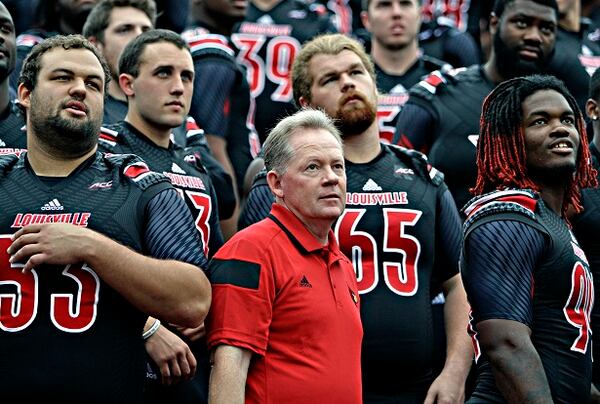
[119,73,135,97]
[488,13,499,36]
[17,83,31,110]
[266,170,285,199]
[87,36,102,50]
[586,99,599,121]
[298,96,310,108]
[360,11,371,32]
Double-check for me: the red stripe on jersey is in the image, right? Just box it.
[188,37,228,48]
[424,74,443,87]
[124,163,150,178]
[496,195,538,213]
[99,133,117,142]
[186,117,201,131]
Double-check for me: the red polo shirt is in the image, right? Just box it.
[207,203,363,403]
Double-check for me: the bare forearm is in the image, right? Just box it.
[442,276,473,380]
[487,344,552,403]
[209,345,251,404]
[82,229,211,327]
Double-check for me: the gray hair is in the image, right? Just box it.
[263,108,343,174]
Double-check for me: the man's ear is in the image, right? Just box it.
[266,170,284,199]
[119,73,135,97]
[17,83,31,110]
[360,11,371,32]
[87,36,102,50]
[488,13,499,36]
[298,96,310,108]
[586,99,599,121]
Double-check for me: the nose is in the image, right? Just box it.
[340,72,356,92]
[171,75,184,95]
[69,77,87,99]
[523,25,543,45]
[322,165,341,185]
[391,1,403,16]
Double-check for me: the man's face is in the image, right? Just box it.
[301,50,378,137]
[362,0,421,50]
[123,41,194,130]
[96,7,152,79]
[203,0,248,19]
[522,89,580,181]
[270,128,346,228]
[0,3,16,82]
[492,0,557,79]
[19,47,105,157]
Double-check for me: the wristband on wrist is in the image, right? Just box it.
[143,319,161,340]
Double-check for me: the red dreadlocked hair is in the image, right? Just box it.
[473,75,598,217]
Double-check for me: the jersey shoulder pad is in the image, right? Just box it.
[182,116,207,147]
[251,168,268,189]
[103,153,169,190]
[182,28,235,59]
[421,54,453,74]
[463,189,540,231]
[98,125,121,149]
[385,144,444,186]
[16,29,48,48]
[0,149,23,173]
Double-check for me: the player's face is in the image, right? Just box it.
[125,42,194,130]
[303,50,378,137]
[492,0,556,79]
[522,89,580,182]
[0,3,16,82]
[271,128,346,231]
[96,7,153,79]
[362,0,421,50]
[19,47,105,157]
[205,0,248,19]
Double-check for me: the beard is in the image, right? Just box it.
[493,31,553,79]
[334,90,377,137]
[30,95,100,159]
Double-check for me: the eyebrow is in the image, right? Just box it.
[318,62,363,79]
[50,68,103,81]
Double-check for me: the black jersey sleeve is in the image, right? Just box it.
[189,60,237,138]
[462,220,546,327]
[144,188,208,270]
[393,102,436,153]
[434,188,462,283]
[238,172,273,230]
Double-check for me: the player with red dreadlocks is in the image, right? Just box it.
[460,74,598,403]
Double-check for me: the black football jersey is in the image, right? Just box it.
[572,143,600,386]
[0,100,26,149]
[549,25,600,113]
[334,144,461,390]
[0,151,172,402]
[462,190,593,403]
[375,56,449,143]
[102,94,129,126]
[232,0,335,141]
[182,26,261,195]
[99,121,223,257]
[394,65,495,210]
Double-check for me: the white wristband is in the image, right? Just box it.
[143,319,161,340]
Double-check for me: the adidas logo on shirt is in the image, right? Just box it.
[41,198,64,211]
[299,275,312,288]
[362,179,382,191]
[171,162,187,174]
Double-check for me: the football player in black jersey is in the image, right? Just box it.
[182,0,262,238]
[360,0,450,142]
[573,67,600,398]
[241,33,472,403]
[0,34,211,402]
[393,0,559,210]
[83,0,236,224]
[97,29,224,402]
[232,0,335,142]
[0,2,25,149]
[462,75,597,403]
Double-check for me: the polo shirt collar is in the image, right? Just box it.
[268,203,340,255]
